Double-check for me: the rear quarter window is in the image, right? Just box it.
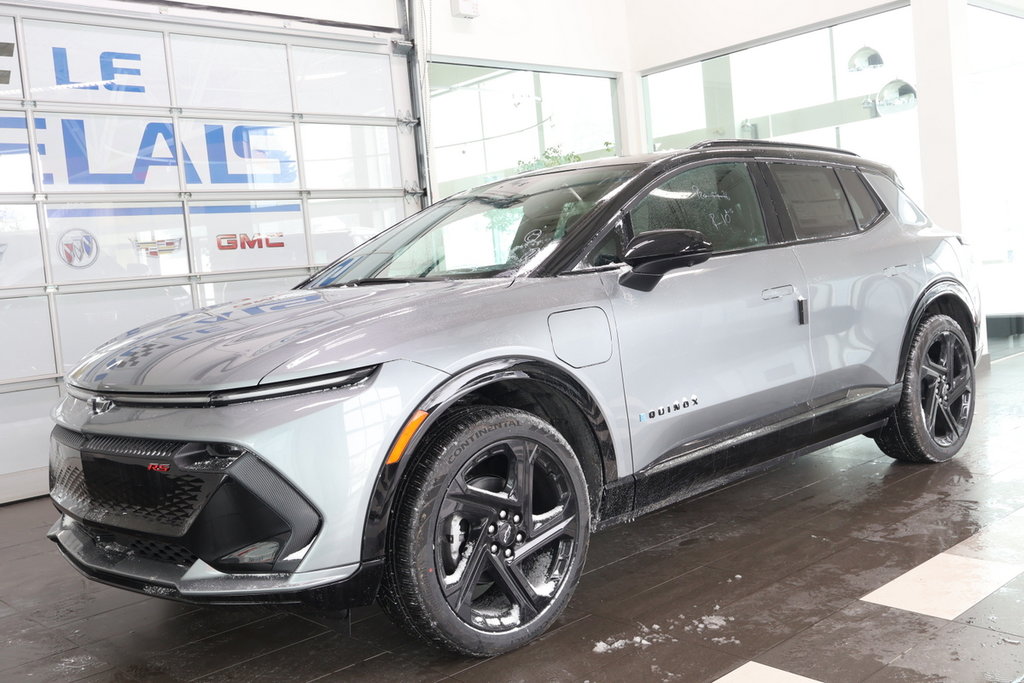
[836,168,884,229]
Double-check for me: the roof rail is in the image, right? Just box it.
[689,138,859,157]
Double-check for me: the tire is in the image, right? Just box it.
[875,314,975,463]
[378,406,590,656]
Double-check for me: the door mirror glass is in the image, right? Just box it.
[620,229,712,291]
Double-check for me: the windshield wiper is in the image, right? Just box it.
[324,277,435,288]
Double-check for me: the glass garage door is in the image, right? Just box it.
[0,4,422,500]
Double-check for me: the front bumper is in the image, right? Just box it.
[48,515,381,607]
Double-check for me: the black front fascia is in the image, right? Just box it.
[52,539,383,610]
[50,427,321,573]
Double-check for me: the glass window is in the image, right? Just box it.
[291,47,395,117]
[189,201,306,273]
[0,387,60,475]
[309,197,404,265]
[0,296,54,381]
[0,204,44,286]
[306,165,640,287]
[23,20,169,106]
[0,17,22,100]
[0,112,37,193]
[643,7,922,200]
[56,285,193,371]
[36,113,180,192]
[428,63,618,197]
[170,35,290,111]
[178,118,298,191]
[836,168,882,229]
[45,203,188,283]
[301,124,400,189]
[630,162,767,252]
[196,276,304,307]
[770,164,858,240]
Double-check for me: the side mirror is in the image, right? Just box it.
[619,229,712,292]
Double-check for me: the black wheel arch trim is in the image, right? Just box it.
[360,356,618,563]
[897,278,980,381]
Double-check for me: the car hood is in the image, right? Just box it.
[67,280,511,393]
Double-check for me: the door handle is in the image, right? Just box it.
[761,284,795,300]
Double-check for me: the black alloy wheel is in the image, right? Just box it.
[379,406,590,656]
[876,314,975,463]
[435,436,580,631]
[918,327,973,447]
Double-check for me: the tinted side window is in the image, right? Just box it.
[630,162,768,253]
[771,163,858,240]
[836,168,883,229]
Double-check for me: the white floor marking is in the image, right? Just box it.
[715,661,823,682]
[861,552,1024,620]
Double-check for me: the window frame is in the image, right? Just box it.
[572,157,785,271]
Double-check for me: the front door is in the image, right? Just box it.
[605,161,814,473]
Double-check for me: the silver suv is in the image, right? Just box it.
[48,140,979,655]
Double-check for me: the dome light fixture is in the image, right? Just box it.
[849,46,884,72]
[875,79,918,115]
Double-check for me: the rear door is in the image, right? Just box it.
[602,160,814,473]
[764,161,925,399]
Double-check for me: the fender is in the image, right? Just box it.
[359,356,618,562]
[896,277,980,380]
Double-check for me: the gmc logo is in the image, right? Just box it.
[216,233,285,250]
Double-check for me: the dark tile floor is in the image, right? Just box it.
[2,354,1023,682]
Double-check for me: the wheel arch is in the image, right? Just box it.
[360,357,618,563]
[897,278,979,381]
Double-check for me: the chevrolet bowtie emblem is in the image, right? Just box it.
[88,396,115,416]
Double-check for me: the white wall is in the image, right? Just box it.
[428,0,631,73]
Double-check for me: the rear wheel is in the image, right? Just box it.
[379,406,589,656]
[875,314,975,463]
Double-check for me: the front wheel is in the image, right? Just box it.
[379,406,590,656]
[875,314,975,463]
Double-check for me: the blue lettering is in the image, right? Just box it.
[133,122,201,184]
[62,119,137,184]
[207,125,297,185]
[100,52,144,93]
[63,119,200,185]
[52,47,99,90]
[205,125,250,184]
[232,126,297,183]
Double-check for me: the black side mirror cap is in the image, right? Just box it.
[619,229,712,292]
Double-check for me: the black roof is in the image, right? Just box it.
[521,139,894,180]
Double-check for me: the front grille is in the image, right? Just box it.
[81,523,198,567]
[80,458,205,528]
[50,427,222,536]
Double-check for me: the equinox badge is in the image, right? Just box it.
[639,395,699,422]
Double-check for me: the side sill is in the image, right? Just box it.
[595,384,900,529]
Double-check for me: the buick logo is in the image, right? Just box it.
[59,229,99,269]
[88,396,114,416]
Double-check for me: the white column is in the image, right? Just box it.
[911,0,969,232]
[616,71,647,155]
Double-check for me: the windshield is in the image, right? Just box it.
[304,165,640,288]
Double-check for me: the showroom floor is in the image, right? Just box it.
[2,353,1024,682]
